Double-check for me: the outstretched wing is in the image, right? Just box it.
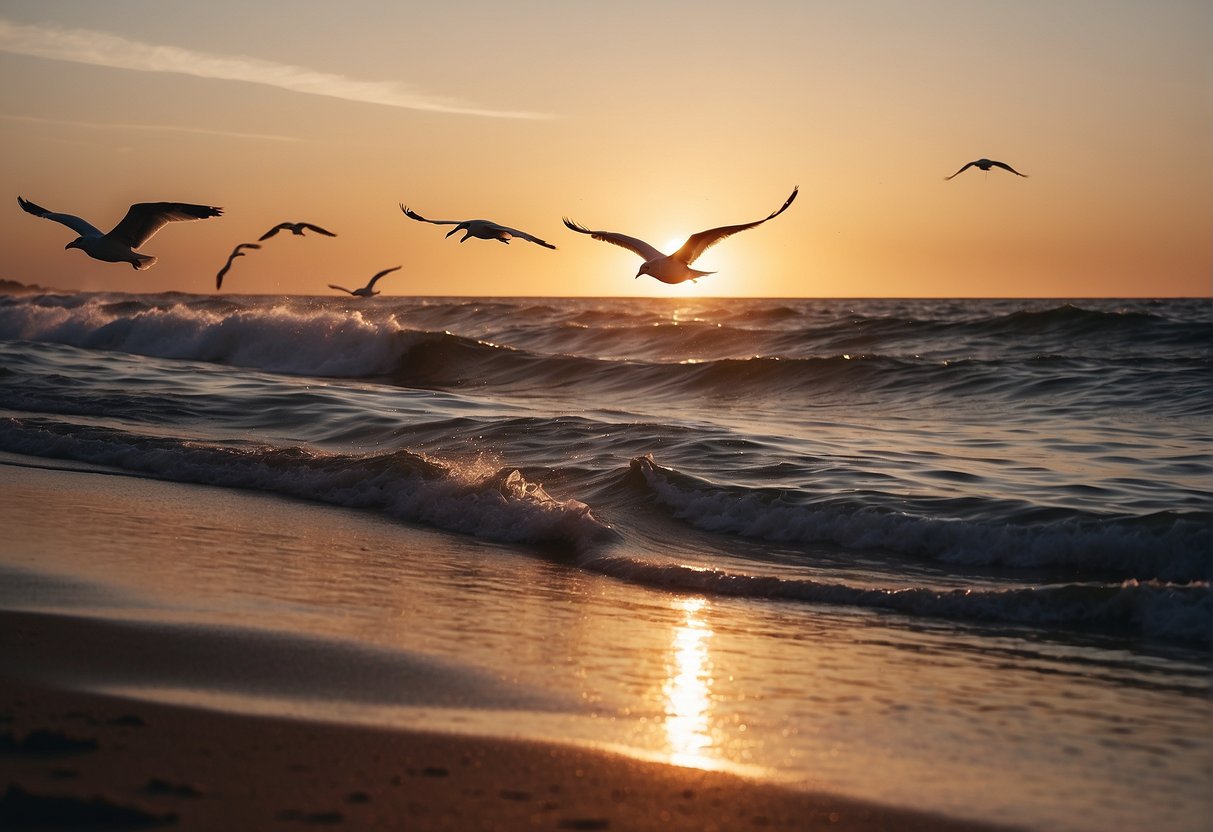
[327,284,355,294]
[989,160,1028,177]
[108,202,222,248]
[215,243,261,289]
[493,223,556,250]
[364,265,402,291]
[400,205,462,226]
[562,218,663,262]
[944,161,977,180]
[673,187,798,265]
[17,196,103,237]
[258,223,291,241]
[215,253,241,289]
[301,223,337,237]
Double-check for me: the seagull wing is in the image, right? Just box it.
[562,218,663,261]
[301,223,337,237]
[492,223,556,250]
[673,187,798,265]
[215,242,261,289]
[400,205,462,226]
[945,162,977,180]
[258,223,292,241]
[328,284,355,294]
[990,160,1028,177]
[17,196,103,237]
[215,252,241,289]
[108,202,222,248]
[364,265,402,291]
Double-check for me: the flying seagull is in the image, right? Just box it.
[945,159,1028,180]
[215,242,262,290]
[259,221,337,241]
[17,196,222,270]
[400,205,556,249]
[328,266,401,298]
[562,187,798,284]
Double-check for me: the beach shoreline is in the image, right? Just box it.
[0,456,1022,831]
[2,458,1033,829]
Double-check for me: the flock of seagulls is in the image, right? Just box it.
[15,158,1026,294]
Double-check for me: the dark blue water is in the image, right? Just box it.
[1,292,1209,647]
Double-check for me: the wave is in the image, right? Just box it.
[389,335,1207,419]
[629,456,1211,583]
[1,297,1207,415]
[584,554,1211,647]
[0,417,615,553]
[0,294,412,378]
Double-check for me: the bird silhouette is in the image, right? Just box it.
[18,196,222,270]
[328,266,401,297]
[562,187,797,284]
[215,242,262,290]
[259,222,337,241]
[945,159,1028,180]
[401,205,556,249]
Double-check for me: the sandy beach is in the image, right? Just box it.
[0,671,998,832]
[0,458,1020,831]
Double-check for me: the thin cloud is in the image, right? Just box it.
[1,113,303,143]
[0,18,553,120]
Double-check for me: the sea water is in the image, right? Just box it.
[1,292,1209,830]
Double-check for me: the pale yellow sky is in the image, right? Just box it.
[0,1,1209,297]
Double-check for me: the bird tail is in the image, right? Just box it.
[132,254,157,270]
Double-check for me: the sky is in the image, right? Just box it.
[0,0,1209,298]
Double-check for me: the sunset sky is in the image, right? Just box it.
[0,0,1208,298]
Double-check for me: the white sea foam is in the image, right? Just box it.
[0,417,613,552]
[0,297,408,378]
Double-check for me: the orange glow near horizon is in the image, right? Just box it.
[0,3,1208,298]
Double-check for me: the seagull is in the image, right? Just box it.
[562,187,798,284]
[328,266,401,298]
[17,196,222,270]
[945,159,1028,180]
[259,221,337,241]
[400,205,556,249]
[215,242,262,290]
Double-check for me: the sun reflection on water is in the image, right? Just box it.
[663,597,716,767]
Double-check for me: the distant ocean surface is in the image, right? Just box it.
[1,290,1210,829]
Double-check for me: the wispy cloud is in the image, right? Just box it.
[0,18,553,120]
[1,113,303,143]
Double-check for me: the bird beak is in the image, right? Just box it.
[445,229,457,238]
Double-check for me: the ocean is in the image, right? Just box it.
[1,291,1210,830]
